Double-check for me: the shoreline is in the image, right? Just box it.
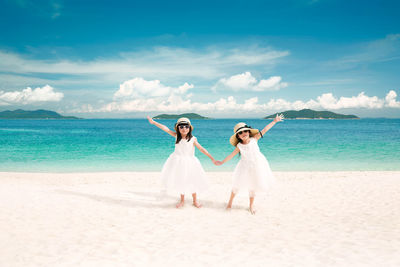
[2,169,400,173]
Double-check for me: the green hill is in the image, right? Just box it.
[264,109,359,119]
[0,109,80,119]
[153,113,210,119]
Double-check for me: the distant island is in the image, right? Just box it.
[0,109,80,119]
[153,113,210,120]
[264,109,359,119]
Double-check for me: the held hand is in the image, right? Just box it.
[147,116,155,124]
[274,114,284,122]
[214,160,223,166]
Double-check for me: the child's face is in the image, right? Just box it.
[238,130,250,141]
[178,124,190,135]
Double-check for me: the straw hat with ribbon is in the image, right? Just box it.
[174,117,194,131]
[229,122,260,146]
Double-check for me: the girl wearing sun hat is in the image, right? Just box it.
[147,116,217,208]
[215,114,284,214]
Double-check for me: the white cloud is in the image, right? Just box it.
[102,98,160,113]
[385,90,400,108]
[254,76,288,91]
[224,49,289,65]
[262,92,389,111]
[113,77,193,100]
[114,78,171,99]
[214,72,288,92]
[0,85,64,106]
[177,83,194,94]
[103,78,195,112]
[0,46,289,89]
[93,90,400,114]
[316,92,385,109]
[216,72,257,91]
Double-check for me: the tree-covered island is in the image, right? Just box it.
[264,109,359,119]
[0,109,80,119]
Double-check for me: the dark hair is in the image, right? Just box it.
[235,133,242,157]
[175,124,193,144]
[235,133,243,144]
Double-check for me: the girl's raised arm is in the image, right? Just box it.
[193,138,217,164]
[216,147,240,165]
[254,114,284,140]
[147,116,177,137]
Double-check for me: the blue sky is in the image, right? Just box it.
[0,0,399,117]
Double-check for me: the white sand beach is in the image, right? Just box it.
[1,171,399,267]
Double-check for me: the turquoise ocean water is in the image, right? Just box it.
[0,119,399,172]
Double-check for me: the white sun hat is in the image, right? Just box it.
[229,122,260,146]
[174,117,194,131]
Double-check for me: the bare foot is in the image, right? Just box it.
[193,201,202,208]
[176,201,184,208]
[226,204,232,210]
[249,205,256,215]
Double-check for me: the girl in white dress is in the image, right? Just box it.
[216,114,284,214]
[147,116,217,208]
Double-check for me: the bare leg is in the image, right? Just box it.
[192,193,202,208]
[226,191,236,210]
[249,196,256,214]
[176,194,185,208]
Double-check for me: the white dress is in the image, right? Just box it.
[160,136,209,195]
[232,137,275,194]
